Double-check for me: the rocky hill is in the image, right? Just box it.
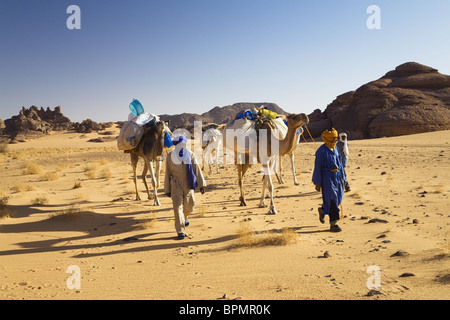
[307,62,450,138]
[159,102,287,130]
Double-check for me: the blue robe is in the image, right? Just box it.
[312,144,346,216]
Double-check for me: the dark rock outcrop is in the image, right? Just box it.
[3,106,72,139]
[307,62,450,138]
[72,119,103,133]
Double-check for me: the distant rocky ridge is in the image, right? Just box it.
[159,102,287,131]
[306,62,450,138]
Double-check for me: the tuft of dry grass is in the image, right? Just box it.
[0,192,11,219]
[0,207,11,219]
[22,162,43,175]
[73,181,82,189]
[135,215,158,230]
[83,162,100,179]
[0,193,10,207]
[48,205,88,222]
[11,184,36,193]
[55,162,67,172]
[74,192,90,202]
[236,222,298,247]
[39,171,59,181]
[31,195,49,205]
[0,141,8,154]
[99,167,112,180]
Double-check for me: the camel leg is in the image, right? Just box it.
[204,141,214,174]
[260,163,277,214]
[208,147,212,174]
[155,159,161,189]
[276,156,284,184]
[202,151,206,172]
[237,161,251,206]
[131,153,141,201]
[259,167,269,208]
[145,158,160,206]
[290,152,299,185]
[266,169,277,214]
[215,145,220,174]
[141,161,152,200]
[237,164,246,206]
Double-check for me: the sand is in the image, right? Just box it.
[0,128,449,300]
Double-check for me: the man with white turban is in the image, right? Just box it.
[164,136,206,239]
[337,132,351,192]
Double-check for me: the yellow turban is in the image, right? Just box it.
[321,128,338,149]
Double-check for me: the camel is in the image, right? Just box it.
[223,113,309,214]
[202,128,222,174]
[126,120,171,206]
[276,126,304,185]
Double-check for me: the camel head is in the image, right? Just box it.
[151,119,172,137]
[286,113,309,129]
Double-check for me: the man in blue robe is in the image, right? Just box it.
[312,128,346,232]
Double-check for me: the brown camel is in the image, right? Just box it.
[223,113,309,214]
[126,120,171,206]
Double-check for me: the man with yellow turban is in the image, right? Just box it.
[312,128,346,232]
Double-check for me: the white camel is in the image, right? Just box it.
[202,128,222,174]
[276,126,304,185]
[223,113,309,214]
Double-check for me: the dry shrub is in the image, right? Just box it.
[48,205,88,222]
[0,193,10,207]
[75,192,90,202]
[0,207,11,219]
[39,171,59,181]
[31,195,49,205]
[11,184,36,193]
[83,162,99,179]
[73,181,82,189]
[56,162,67,172]
[236,222,297,247]
[436,274,450,285]
[0,192,11,219]
[135,215,158,230]
[22,163,43,175]
[99,167,112,180]
[0,142,8,154]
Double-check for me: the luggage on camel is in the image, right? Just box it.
[117,98,160,150]
[229,105,288,140]
[117,120,145,150]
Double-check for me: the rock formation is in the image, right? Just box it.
[72,119,103,133]
[160,102,287,131]
[2,106,72,139]
[307,62,450,138]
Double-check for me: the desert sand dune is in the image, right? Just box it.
[0,129,449,300]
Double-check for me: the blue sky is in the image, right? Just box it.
[1,0,449,123]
